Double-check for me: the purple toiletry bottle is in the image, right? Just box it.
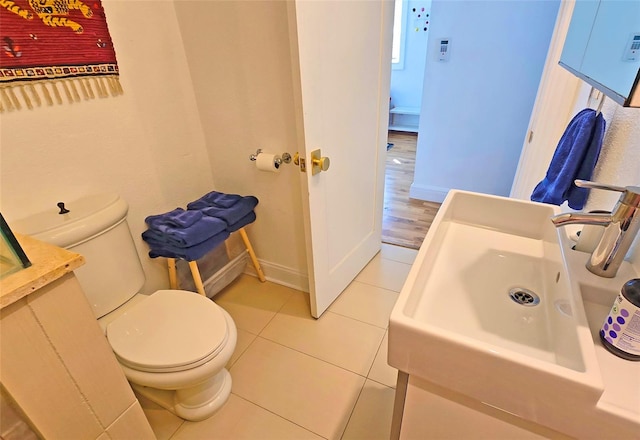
[600,278,640,361]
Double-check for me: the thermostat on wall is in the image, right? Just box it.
[438,38,450,61]
[623,33,640,62]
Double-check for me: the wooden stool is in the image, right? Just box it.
[167,226,265,296]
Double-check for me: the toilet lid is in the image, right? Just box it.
[107,290,228,371]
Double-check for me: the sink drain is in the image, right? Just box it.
[508,287,540,306]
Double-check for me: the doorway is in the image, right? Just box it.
[383,130,440,249]
[382,0,560,250]
[383,0,438,250]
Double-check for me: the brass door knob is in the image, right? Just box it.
[313,156,330,171]
[311,149,330,175]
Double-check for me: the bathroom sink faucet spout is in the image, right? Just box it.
[551,180,640,278]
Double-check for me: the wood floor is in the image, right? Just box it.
[382,131,441,250]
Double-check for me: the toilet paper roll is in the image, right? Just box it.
[255,153,281,173]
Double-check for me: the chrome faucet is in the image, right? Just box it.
[551,180,640,278]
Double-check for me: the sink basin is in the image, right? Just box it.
[389,190,603,420]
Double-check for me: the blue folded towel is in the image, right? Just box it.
[145,208,202,228]
[143,209,227,248]
[187,191,259,226]
[188,191,254,209]
[531,109,606,210]
[226,210,257,232]
[145,230,231,261]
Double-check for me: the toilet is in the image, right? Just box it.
[13,194,237,422]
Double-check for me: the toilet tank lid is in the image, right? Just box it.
[11,193,128,248]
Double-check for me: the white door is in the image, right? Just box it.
[288,0,394,318]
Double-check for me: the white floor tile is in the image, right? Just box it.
[214,275,296,335]
[230,337,365,440]
[227,328,257,369]
[355,254,412,292]
[329,280,398,328]
[135,393,183,440]
[171,394,322,440]
[142,249,414,440]
[341,380,396,440]
[380,243,419,265]
[368,331,398,389]
[260,292,385,376]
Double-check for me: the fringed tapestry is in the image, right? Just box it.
[0,0,122,112]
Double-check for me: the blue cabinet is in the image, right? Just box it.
[560,0,640,107]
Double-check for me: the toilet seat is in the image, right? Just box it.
[107,290,228,373]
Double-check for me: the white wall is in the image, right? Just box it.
[568,87,640,210]
[173,0,308,290]
[515,84,640,271]
[410,0,559,202]
[0,0,216,294]
[510,1,640,272]
[0,0,311,295]
[567,86,640,269]
[509,0,583,203]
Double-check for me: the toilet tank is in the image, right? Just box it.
[12,194,146,318]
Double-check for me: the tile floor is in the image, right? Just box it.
[136,243,418,440]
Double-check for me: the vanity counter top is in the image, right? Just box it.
[564,247,640,436]
[0,234,84,309]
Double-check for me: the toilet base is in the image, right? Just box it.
[132,368,232,421]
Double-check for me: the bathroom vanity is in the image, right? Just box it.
[0,234,154,439]
[391,372,570,439]
[388,191,640,439]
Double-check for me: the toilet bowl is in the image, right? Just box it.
[12,194,238,421]
[103,290,237,421]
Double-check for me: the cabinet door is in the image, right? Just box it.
[580,0,640,98]
[560,0,600,71]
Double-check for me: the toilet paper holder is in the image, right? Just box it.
[249,149,292,166]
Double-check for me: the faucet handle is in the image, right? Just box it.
[576,180,640,207]
[574,180,626,192]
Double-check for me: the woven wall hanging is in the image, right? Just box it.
[0,0,122,112]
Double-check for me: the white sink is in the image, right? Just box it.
[389,190,603,420]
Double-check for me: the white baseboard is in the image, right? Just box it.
[244,259,309,293]
[409,183,449,203]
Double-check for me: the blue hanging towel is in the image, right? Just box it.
[531,109,606,210]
